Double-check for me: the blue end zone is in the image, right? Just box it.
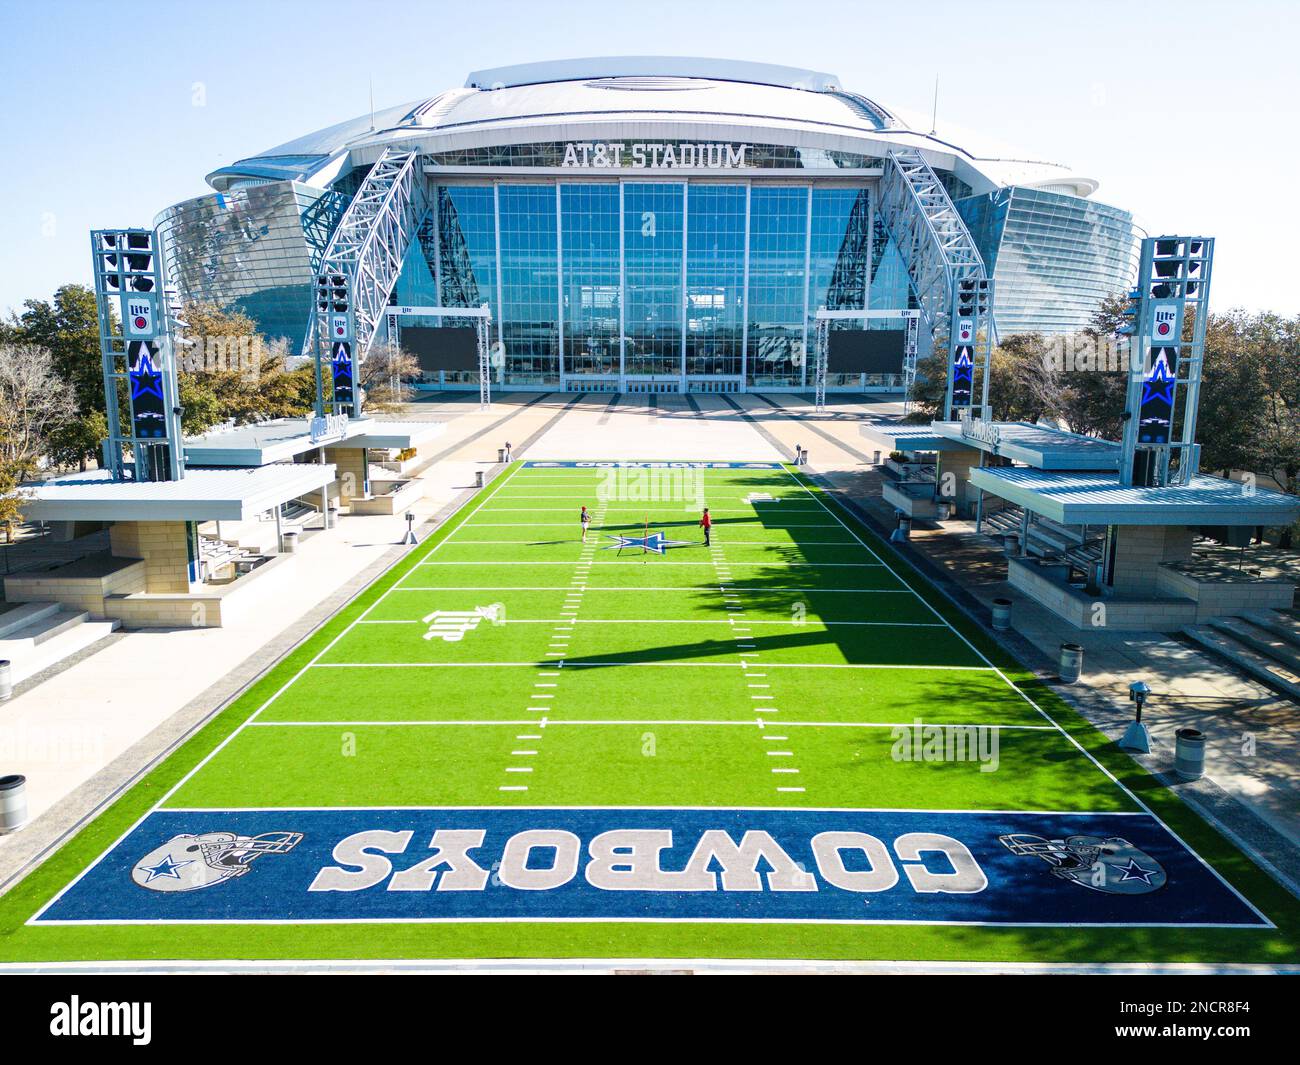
[36,808,1267,927]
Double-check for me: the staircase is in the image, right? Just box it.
[1183,610,1300,702]
[0,602,120,687]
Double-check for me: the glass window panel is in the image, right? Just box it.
[623,183,684,377]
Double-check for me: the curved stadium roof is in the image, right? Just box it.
[206,56,1098,198]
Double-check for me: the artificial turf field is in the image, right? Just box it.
[2,460,1299,967]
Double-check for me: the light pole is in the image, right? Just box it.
[1120,680,1152,753]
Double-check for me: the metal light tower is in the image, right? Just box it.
[1118,236,1214,487]
[943,277,994,421]
[90,228,186,482]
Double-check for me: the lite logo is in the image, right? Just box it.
[422,605,504,642]
[49,997,151,1046]
[1150,304,1180,342]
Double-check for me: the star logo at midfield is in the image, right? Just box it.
[604,531,693,554]
[137,853,193,883]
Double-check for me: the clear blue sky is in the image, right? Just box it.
[1,0,1295,318]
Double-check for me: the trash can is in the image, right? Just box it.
[936,501,952,521]
[1003,534,1020,556]
[281,529,300,554]
[1059,642,1084,684]
[475,470,485,488]
[0,659,11,701]
[991,598,1012,632]
[1174,727,1206,781]
[0,775,27,834]
[896,515,911,540]
[498,448,507,463]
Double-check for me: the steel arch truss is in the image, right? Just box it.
[314,147,426,414]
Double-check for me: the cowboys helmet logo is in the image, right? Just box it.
[132,831,302,893]
[999,833,1166,895]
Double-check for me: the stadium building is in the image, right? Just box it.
[156,56,1138,394]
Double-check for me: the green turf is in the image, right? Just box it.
[1,460,1298,966]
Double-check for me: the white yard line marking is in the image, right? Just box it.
[310,661,996,671]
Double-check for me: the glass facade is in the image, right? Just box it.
[155,181,347,350]
[430,179,891,390]
[957,186,1137,336]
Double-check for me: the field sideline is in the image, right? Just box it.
[0,460,1297,966]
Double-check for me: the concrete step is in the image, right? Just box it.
[0,601,61,639]
[1242,609,1300,649]
[1211,617,1300,675]
[0,608,92,652]
[1183,624,1300,702]
[1,616,120,686]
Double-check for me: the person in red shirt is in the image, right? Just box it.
[699,507,712,546]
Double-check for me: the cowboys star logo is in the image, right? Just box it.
[604,531,692,554]
[133,831,302,893]
[999,833,1167,895]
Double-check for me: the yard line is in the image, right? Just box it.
[414,561,888,567]
[246,720,1056,729]
[388,586,915,593]
[355,619,947,627]
[310,661,996,671]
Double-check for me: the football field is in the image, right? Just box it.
[2,460,1298,967]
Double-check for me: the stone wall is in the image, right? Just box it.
[109,521,194,593]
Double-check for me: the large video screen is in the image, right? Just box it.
[827,329,906,374]
[403,326,479,372]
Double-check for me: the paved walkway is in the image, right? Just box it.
[2,392,1297,897]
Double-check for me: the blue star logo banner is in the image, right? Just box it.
[604,531,693,554]
[332,341,354,408]
[127,340,168,439]
[1138,348,1177,444]
[951,345,974,407]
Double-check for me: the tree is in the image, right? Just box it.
[173,301,316,433]
[13,284,104,415]
[1249,313,1300,495]
[359,346,419,412]
[0,343,77,474]
[46,410,110,472]
[1195,310,1270,476]
[1055,293,1130,440]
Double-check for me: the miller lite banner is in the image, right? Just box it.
[956,318,975,345]
[1150,302,1182,343]
[122,293,157,340]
